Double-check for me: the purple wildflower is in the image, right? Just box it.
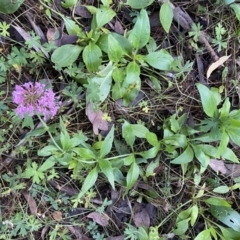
[12,82,60,120]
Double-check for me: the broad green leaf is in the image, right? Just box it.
[191,144,209,169]
[160,1,173,33]
[78,166,98,199]
[122,61,141,105]
[217,131,229,156]
[126,0,154,9]
[194,229,211,240]
[114,139,130,155]
[146,158,159,177]
[219,225,240,240]
[190,205,198,227]
[146,132,159,147]
[139,146,159,159]
[198,144,218,158]
[125,161,139,194]
[210,205,240,231]
[0,0,24,14]
[51,45,83,67]
[171,145,194,164]
[226,128,240,146]
[124,154,135,166]
[145,49,174,71]
[122,121,135,148]
[196,83,218,117]
[174,218,190,236]
[230,3,240,22]
[38,145,59,157]
[83,42,102,72]
[131,124,149,138]
[62,17,83,35]
[98,159,115,189]
[163,134,187,148]
[213,186,230,194]
[96,6,116,29]
[92,61,113,102]
[100,125,114,158]
[221,147,239,163]
[61,0,77,8]
[60,129,72,151]
[111,33,133,55]
[128,9,150,50]
[108,34,123,62]
[78,147,96,159]
[219,98,231,119]
[38,156,57,172]
[205,197,231,207]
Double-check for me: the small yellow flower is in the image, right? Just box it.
[142,106,149,113]
[102,113,112,122]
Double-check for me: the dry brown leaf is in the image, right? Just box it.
[107,236,124,240]
[209,159,240,178]
[207,55,231,79]
[41,226,49,240]
[22,190,38,216]
[133,208,150,228]
[52,211,63,221]
[87,212,109,226]
[86,103,108,135]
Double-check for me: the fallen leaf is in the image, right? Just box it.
[207,55,231,79]
[209,159,240,177]
[52,211,63,221]
[114,21,124,35]
[22,190,38,216]
[75,5,92,18]
[86,103,109,135]
[133,208,150,228]
[87,212,109,226]
[107,236,125,240]
[41,226,49,240]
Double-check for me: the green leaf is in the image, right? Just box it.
[230,3,240,22]
[38,156,57,172]
[91,61,113,102]
[78,166,98,199]
[125,160,139,194]
[194,229,211,240]
[38,145,59,157]
[122,121,135,148]
[108,34,123,62]
[96,6,116,29]
[78,147,96,159]
[174,219,190,236]
[213,186,230,194]
[128,9,150,50]
[51,45,83,67]
[190,205,198,227]
[100,125,114,158]
[226,128,240,146]
[191,144,209,169]
[218,131,229,156]
[205,197,231,207]
[210,205,240,231]
[122,61,141,105]
[145,49,174,71]
[221,147,239,163]
[146,132,159,147]
[160,1,173,33]
[98,159,115,189]
[61,0,77,8]
[219,226,240,240]
[126,0,154,9]
[146,157,160,177]
[0,0,24,14]
[196,83,218,117]
[83,42,102,72]
[111,33,133,55]
[171,145,194,164]
[62,17,83,35]
[219,98,231,119]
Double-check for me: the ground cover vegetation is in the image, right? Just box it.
[1,0,240,239]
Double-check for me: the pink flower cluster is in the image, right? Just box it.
[12,82,60,120]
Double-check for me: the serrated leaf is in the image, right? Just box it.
[96,6,116,29]
[196,83,218,117]
[171,145,194,164]
[126,0,154,9]
[100,125,114,158]
[98,159,115,189]
[160,1,173,33]
[78,166,98,199]
[83,42,102,72]
[51,44,83,67]
[0,0,24,14]
[145,49,174,71]
[128,9,150,50]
